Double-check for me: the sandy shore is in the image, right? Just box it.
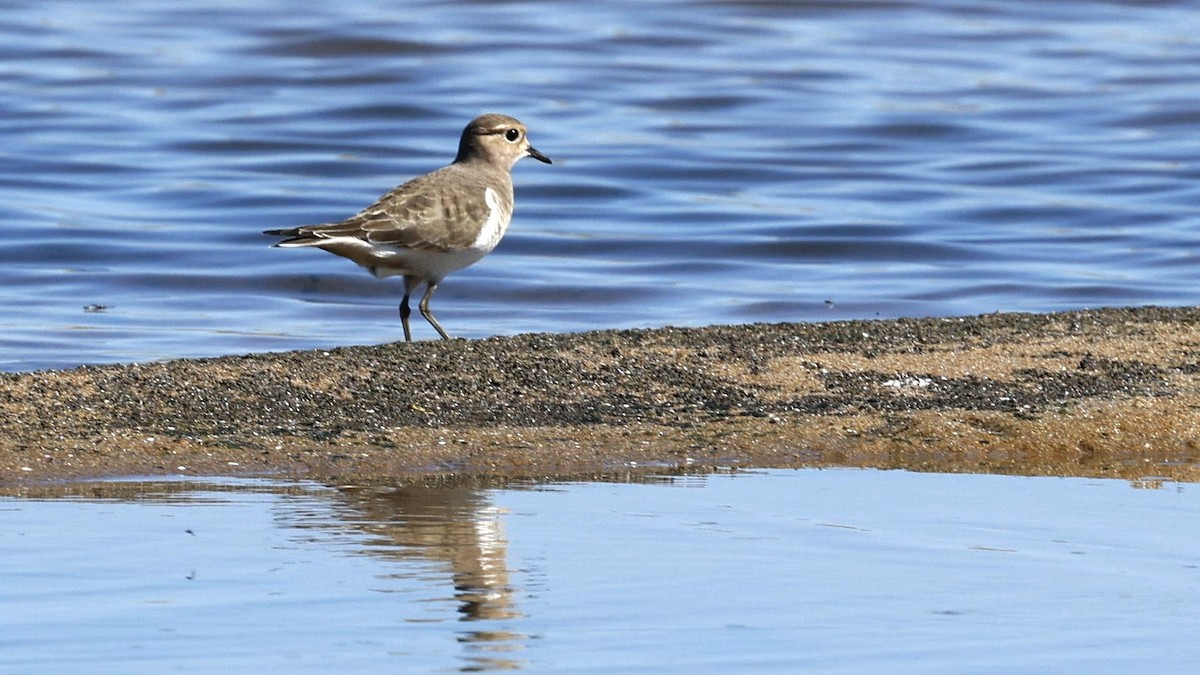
[2,306,1198,486]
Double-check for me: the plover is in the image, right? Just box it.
[264,113,551,341]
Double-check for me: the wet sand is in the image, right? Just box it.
[2,306,1199,486]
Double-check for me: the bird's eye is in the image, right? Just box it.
[505,128,522,142]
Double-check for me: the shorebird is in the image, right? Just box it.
[264,113,551,341]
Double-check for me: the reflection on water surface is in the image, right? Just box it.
[3,470,1199,673]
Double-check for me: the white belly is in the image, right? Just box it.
[368,246,489,281]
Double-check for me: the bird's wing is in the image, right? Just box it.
[283,168,493,252]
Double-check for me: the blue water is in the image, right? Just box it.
[2,470,1198,673]
[3,0,1199,371]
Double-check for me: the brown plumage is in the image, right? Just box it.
[265,113,551,341]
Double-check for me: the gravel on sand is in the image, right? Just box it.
[2,306,1198,485]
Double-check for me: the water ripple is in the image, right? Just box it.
[2,0,1199,370]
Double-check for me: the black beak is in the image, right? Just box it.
[527,146,552,164]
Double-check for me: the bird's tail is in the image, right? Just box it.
[263,227,322,248]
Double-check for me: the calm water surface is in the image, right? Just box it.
[2,0,1199,370]
[1,469,1197,673]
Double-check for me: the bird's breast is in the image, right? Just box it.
[470,187,512,252]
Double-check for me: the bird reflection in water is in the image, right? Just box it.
[327,482,528,671]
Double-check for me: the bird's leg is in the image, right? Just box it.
[419,281,451,340]
[399,295,413,343]
[399,276,421,343]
